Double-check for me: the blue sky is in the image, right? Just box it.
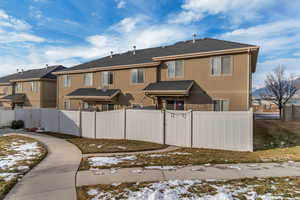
[1,0,300,88]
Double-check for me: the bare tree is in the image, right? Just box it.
[263,65,298,118]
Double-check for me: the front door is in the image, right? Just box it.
[166,100,184,110]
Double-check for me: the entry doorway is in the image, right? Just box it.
[166,100,184,110]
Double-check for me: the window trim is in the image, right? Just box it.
[131,68,145,85]
[210,55,233,77]
[101,71,113,86]
[84,73,93,87]
[63,75,71,88]
[102,104,115,111]
[213,99,230,111]
[16,82,23,92]
[167,60,184,79]
[30,81,38,92]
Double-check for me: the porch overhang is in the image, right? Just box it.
[0,94,25,103]
[144,80,194,97]
[66,88,120,101]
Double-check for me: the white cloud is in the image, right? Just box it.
[219,19,300,55]
[0,9,31,31]
[116,0,126,9]
[169,0,273,25]
[0,9,45,43]
[43,18,196,62]
[111,17,143,33]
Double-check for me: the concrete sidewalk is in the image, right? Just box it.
[77,162,300,186]
[4,132,82,200]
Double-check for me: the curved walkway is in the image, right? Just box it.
[82,145,179,158]
[4,132,82,200]
[77,162,300,186]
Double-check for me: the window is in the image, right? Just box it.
[131,69,144,84]
[102,104,114,111]
[30,81,38,92]
[64,101,70,110]
[102,71,113,86]
[167,60,184,78]
[166,100,184,110]
[83,102,91,110]
[213,100,229,111]
[63,75,71,88]
[211,56,232,76]
[84,73,93,86]
[16,82,22,92]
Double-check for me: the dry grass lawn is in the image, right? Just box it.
[80,120,300,170]
[41,132,168,154]
[0,135,47,200]
[77,176,300,200]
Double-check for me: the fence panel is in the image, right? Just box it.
[40,109,60,132]
[59,110,81,136]
[126,109,164,144]
[165,110,192,147]
[15,109,41,128]
[95,110,124,139]
[0,110,15,127]
[82,111,95,138]
[192,111,253,151]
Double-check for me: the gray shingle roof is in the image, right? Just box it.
[0,94,25,101]
[144,80,194,91]
[62,38,255,72]
[0,65,66,84]
[67,88,120,97]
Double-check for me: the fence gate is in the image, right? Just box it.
[165,110,192,147]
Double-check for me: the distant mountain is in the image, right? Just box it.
[252,87,267,98]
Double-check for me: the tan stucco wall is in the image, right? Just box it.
[159,53,249,111]
[57,52,251,111]
[15,81,41,108]
[57,67,157,110]
[0,85,13,108]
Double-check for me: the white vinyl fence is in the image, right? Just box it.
[0,108,253,151]
[126,110,164,144]
[0,110,15,127]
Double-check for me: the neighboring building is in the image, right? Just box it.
[54,38,259,111]
[0,65,65,109]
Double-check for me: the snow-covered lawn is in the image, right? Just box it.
[0,135,47,199]
[78,177,300,200]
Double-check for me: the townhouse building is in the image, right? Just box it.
[0,65,65,109]
[54,38,259,111]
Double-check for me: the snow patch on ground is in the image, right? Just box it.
[88,156,137,167]
[0,142,40,170]
[145,166,177,170]
[0,173,17,182]
[86,179,297,200]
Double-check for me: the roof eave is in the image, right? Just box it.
[53,62,161,75]
[152,46,260,61]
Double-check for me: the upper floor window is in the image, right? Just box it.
[16,82,22,92]
[211,55,232,76]
[84,73,93,86]
[131,69,144,84]
[167,60,184,78]
[102,71,113,86]
[213,99,229,111]
[63,75,71,88]
[31,81,38,92]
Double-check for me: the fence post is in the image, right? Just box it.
[190,110,193,148]
[124,108,127,140]
[94,111,97,139]
[163,109,166,145]
[79,111,82,137]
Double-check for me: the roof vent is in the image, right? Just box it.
[133,45,136,55]
[110,51,113,58]
[192,33,197,43]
